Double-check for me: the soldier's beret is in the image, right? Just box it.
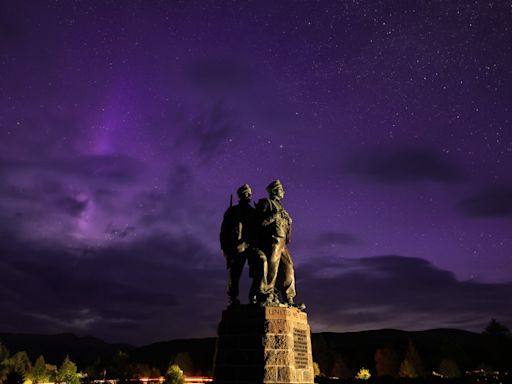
[266,179,282,192]
[237,184,251,196]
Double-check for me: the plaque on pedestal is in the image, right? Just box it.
[213,305,314,384]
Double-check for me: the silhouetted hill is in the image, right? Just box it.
[0,332,132,367]
[1,329,511,375]
[312,328,512,375]
[128,329,512,374]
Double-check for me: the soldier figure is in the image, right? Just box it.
[220,184,262,306]
[256,180,297,306]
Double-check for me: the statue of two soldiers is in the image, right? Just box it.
[220,180,303,309]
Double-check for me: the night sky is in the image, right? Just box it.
[1,1,511,346]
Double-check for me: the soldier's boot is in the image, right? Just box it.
[286,297,306,311]
[263,292,279,307]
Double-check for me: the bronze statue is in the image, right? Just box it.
[220,184,263,306]
[220,181,304,310]
[256,180,299,307]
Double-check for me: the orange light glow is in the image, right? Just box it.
[184,377,213,383]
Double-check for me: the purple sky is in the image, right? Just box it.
[1,1,511,345]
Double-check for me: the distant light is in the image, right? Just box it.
[184,377,213,383]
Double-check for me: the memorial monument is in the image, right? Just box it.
[214,180,314,384]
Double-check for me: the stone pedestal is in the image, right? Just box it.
[213,305,314,384]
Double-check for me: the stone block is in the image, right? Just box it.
[263,366,277,382]
[302,368,314,382]
[263,334,290,350]
[264,350,292,366]
[277,366,295,382]
[265,319,290,334]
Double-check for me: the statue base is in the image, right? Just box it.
[212,304,314,384]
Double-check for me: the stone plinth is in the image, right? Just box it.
[213,305,314,384]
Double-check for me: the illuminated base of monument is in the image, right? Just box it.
[212,305,314,384]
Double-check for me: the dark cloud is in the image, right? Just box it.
[0,228,225,344]
[457,186,512,218]
[0,155,146,184]
[3,219,510,345]
[57,196,89,217]
[346,147,462,183]
[186,56,253,94]
[297,255,512,332]
[134,163,217,228]
[176,104,237,162]
[313,231,361,247]
[0,154,153,242]
[105,223,136,239]
[168,164,195,194]
[0,153,220,267]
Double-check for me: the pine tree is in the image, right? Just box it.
[375,347,399,377]
[56,356,80,384]
[329,352,352,379]
[0,344,9,363]
[439,359,461,378]
[0,343,10,384]
[173,353,192,376]
[399,359,418,378]
[398,339,425,378]
[30,356,49,384]
[483,319,511,337]
[10,352,32,379]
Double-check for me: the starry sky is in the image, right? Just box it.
[1,0,511,345]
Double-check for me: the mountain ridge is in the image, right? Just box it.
[1,328,510,374]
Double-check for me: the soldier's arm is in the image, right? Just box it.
[286,223,292,244]
[257,199,278,226]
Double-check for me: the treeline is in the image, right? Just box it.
[312,319,512,380]
[1,320,510,383]
[0,343,80,384]
[86,350,197,381]
[0,343,190,384]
